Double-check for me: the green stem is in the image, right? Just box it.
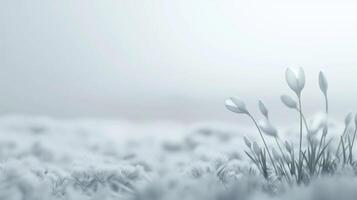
[321,94,329,150]
[298,96,303,183]
[295,108,310,135]
[352,126,357,150]
[325,94,329,114]
[248,113,278,174]
[275,138,291,177]
[275,138,288,163]
[337,126,348,157]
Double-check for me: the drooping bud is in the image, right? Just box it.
[281,95,297,109]
[225,97,249,114]
[319,71,328,96]
[258,100,269,119]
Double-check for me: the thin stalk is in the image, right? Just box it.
[297,96,303,183]
[302,115,310,135]
[247,148,264,175]
[351,125,357,149]
[294,108,310,135]
[317,133,325,155]
[323,94,329,147]
[317,93,329,156]
[275,138,291,179]
[248,113,278,174]
[275,138,289,163]
[324,95,329,114]
[336,126,348,157]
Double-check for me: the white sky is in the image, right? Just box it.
[1,0,357,123]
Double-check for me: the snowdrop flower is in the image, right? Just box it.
[243,137,251,148]
[259,119,278,138]
[319,71,328,96]
[280,95,297,109]
[225,96,278,171]
[258,100,269,119]
[252,142,260,155]
[225,97,249,114]
[285,67,305,96]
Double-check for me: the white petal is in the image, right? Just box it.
[319,71,328,95]
[285,68,300,94]
[258,100,269,119]
[297,67,305,91]
[280,95,297,109]
[322,126,328,137]
[225,98,248,114]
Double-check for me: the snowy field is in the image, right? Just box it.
[1,115,357,200]
[3,1,357,200]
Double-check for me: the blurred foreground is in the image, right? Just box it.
[0,115,357,200]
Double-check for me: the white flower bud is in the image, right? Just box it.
[258,100,269,119]
[225,97,249,114]
[281,95,297,109]
[297,67,306,91]
[285,67,305,95]
[319,71,328,96]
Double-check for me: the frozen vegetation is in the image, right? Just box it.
[0,115,357,200]
[2,68,357,200]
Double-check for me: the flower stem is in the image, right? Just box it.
[294,108,309,135]
[275,138,288,163]
[248,113,278,174]
[324,94,329,144]
[298,96,303,183]
[325,94,329,114]
[318,94,329,152]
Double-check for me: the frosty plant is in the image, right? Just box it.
[225,68,357,185]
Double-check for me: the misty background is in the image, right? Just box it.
[1,0,357,124]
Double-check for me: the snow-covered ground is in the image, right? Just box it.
[0,115,356,200]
